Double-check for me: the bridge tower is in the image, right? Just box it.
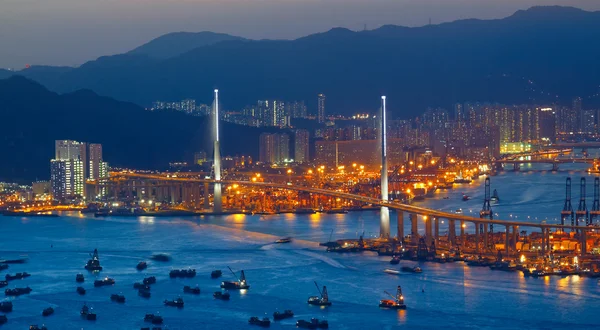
[575,177,588,226]
[561,177,574,227]
[590,177,600,225]
[479,177,493,220]
[379,96,390,238]
[213,89,223,213]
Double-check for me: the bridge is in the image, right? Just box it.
[494,157,596,171]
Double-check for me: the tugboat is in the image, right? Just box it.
[94,277,115,287]
[0,281,7,288]
[110,294,126,303]
[379,286,407,309]
[296,319,328,329]
[0,315,6,325]
[138,288,151,298]
[389,256,400,265]
[307,281,331,306]
[213,291,230,300]
[143,276,156,285]
[80,303,97,321]
[76,274,85,283]
[5,287,32,296]
[85,249,103,272]
[77,286,86,295]
[29,325,48,330]
[220,267,250,290]
[183,285,200,295]
[169,269,196,278]
[248,316,271,327]
[164,297,184,308]
[211,270,222,278]
[42,307,54,316]
[144,314,163,324]
[273,310,294,320]
[0,301,13,312]
[274,237,292,244]
[5,272,31,281]
[136,262,148,271]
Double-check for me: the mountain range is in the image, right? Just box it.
[2,6,599,116]
[0,76,273,183]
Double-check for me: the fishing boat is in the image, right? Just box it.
[143,276,156,285]
[273,310,294,320]
[221,267,250,290]
[5,272,31,281]
[211,270,222,278]
[169,269,196,278]
[379,286,407,309]
[80,303,96,321]
[401,266,422,273]
[138,288,151,298]
[296,318,329,329]
[150,253,171,262]
[0,301,12,312]
[77,286,86,295]
[274,237,292,244]
[76,273,84,282]
[0,281,6,288]
[136,262,148,271]
[29,325,48,330]
[94,277,115,287]
[0,315,6,325]
[5,287,32,296]
[307,281,331,306]
[183,285,200,294]
[110,294,126,303]
[144,314,163,324]
[213,291,230,300]
[0,264,7,271]
[389,256,400,264]
[164,297,184,308]
[42,307,54,316]
[84,249,103,272]
[383,269,400,275]
[248,316,271,327]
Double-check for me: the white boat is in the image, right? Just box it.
[383,269,401,275]
[455,209,463,214]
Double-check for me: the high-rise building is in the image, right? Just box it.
[317,94,326,123]
[259,133,290,164]
[294,129,310,163]
[454,103,464,123]
[573,96,583,132]
[258,100,287,127]
[88,144,108,180]
[539,107,556,142]
[51,159,84,200]
[288,101,308,119]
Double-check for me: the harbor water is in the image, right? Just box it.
[1,164,600,329]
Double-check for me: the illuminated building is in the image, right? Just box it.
[259,133,290,164]
[314,139,406,169]
[88,144,108,180]
[317,93,326,123]
[573,96,583,131]
[500,142,532,154]
[51,159,84,200]
[539,107,556,142]
[288,101,308,119]
[258,100,288,127]
[294,129,310,163]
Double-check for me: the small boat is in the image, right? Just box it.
[211,270,222,278]
[183,285,200,295]
[455,208,463,214]
[150,254,171,262]
[169,269,196,278]
[143,276,156,285]
[462,194,470,201]
[379,286,406,309]
[383,269,400,275]
[401,266,422,273]
[491,189,500,203]
[84,249,103,272]
[275,237,292,244]
[29,325,48,330]
[42,307,54,316]
[5,286,32,296]
[80,303,96,321]
[213,291,230,300]
[0,315,6,325]
[0,264,7,271]
[0,301,13,312]
[307,281,331,306]
[221,267,250,290]
[0,281,7,288]
[325,208,348,214]
[137,262,148,271]
[296,319,328,329]
[273,310,294,320]
[442,196,450,199]
[110,294,126,303]
[144,314,163,324]
[389,256,400,265]
[164,297,184,308]
[76,274,85,282]
[5,272,31,281]
[138,288,151,298]
[249,316,271,327]
[77,286,86,295]
[295,208,316,214]
[94,277,115,287]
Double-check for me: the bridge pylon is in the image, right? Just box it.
[590,177,600,225]
[479,177,493,220]
[379,96,390,238]
[561,177,574,227]
[575,177,588,226]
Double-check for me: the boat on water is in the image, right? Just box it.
[325,208,348,214]
[5,287,32,296]
[150,254,171,262]
[307,281,331,306]
[401,266,422,273]
[273,310,294,320]
[143,276,156,285]
[379,286,407,309]
[491,189,500,203]
[164,297,184,308]
[213,291,230,300]
[183,285,200,294]
[248,316,271,327]
[455,208,463,214]
[169,269,196,278]
[5,272,31,281]
[211,270,222,278]
[80,303,96,321]
[76,273,84,282]
[29,325,48,330]
[144,314,163,324]
[0,301,12,312]
[84,249,103,272]
[221,267,250,290]
[275,237,292,244]
[296,318,329,329]
[0,264,7,271]
[0,281,8,288]
[0,315,6,325]
[136,262,148,271]
[42,307,54,316]
[383,269,400,275]
[110,294,126,303]
[138,288,151,298]
[462,194,471,201]
[94,277,115,287]
[295,208,316,214]
[77,286,86,295]
[389,256,400,265]
[453,172,472,184]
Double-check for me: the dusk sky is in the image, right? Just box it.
[1,0,599,69]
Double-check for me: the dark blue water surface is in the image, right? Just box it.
[1,164,600,329]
